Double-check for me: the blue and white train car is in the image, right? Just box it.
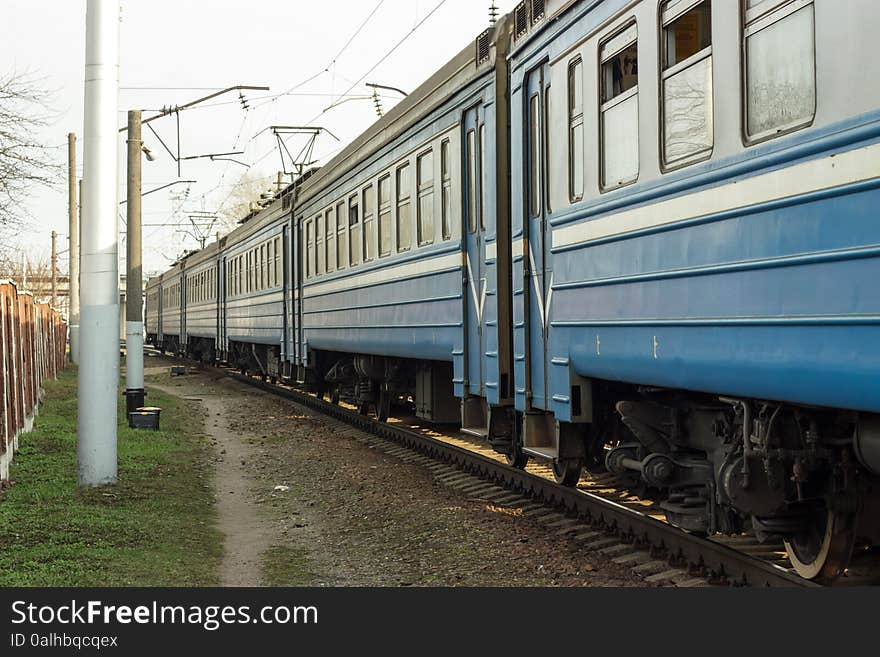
[144,274,162,349]
[181,241,221,362]
[155,263,183,354]
[291,16,514,427]
[221,199,290,380]
[508,0,880,579]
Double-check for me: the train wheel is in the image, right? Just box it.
[506,444,529,470]
[784,508,856,582]
[377,386,391,422]
[357,401,370,416]
[552,458,583,487]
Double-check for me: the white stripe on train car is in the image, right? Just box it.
[553,143,880,250]
[304,252,461,297]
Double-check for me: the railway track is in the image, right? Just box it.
[220,369,829,587]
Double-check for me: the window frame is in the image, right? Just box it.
[598,21,640,192]
[568,57,585,202]
[740,0,816,145]
[305,219,313,279]
[396,162,412,253]
[440,139,452,241]
[416,149,435,246]
[349,193,361,266]
[467,128,479,229]
[362,184,375,262]
[659,0,715,171]
[336,200,347,268]
[378,174,392,258]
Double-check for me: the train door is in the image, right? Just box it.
[525,63,551,411]
[180,273,187,350]
[219,256,227,359]
[462,106,488,426]
[293,216,304,382]
[281,222,290,377]
[158,283,163,343]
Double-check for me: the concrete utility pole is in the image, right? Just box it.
[77,0,120,487]
[51,231,57,307]
[125,110,145,415]
[68,133,80,363]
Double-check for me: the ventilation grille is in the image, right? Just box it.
[282,192,292,211]
[514,1,529,38]
[476,29,491,65]
[532,0,545,23]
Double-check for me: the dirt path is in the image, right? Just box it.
[149,375,271,586]
[145,357,647,587]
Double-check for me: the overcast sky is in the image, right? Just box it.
[1,0,519,276]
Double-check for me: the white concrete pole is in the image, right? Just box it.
[68,133,80,363]
[77,0,120,486]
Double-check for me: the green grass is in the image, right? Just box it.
[261,544,317,586]
[0,366,222,586]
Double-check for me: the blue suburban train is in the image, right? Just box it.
[147,0,880,581]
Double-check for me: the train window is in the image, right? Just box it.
[349,194,361,266]
[440,140,452,241]
[363,184,375,261]
[568,58,584,201]
[545,86,552,214]
[316,214,325,276]
[378,175,392,257]
[467,129,477,231]
[661,0,713,167]
[479,125,486,229]
[274,237,281,286]
[743,0,815,142]
[261,244,268,290]
[267,240,275,287]
[326,208,335,273]
[396,164,412,252]
[336,200,347,268]
[600,23,639,189]
[528,95,540,217]
[305,220,313,279]
[417,150,434,246]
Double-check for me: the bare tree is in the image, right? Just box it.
[0,250,55,301]
[0,70,61,241]
[216,171,277,235]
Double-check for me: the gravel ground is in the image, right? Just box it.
[146,356,647,587]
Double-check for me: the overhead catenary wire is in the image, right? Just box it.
[246,0,450,173]
[252,0,387,110]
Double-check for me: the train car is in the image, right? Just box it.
[145,274,162,348]
[221,199,290,380]
[291,16,514,428]
[182,241,221,363]
[154,262,183,354]
[507,0,880,580]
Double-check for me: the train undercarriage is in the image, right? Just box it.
[498,383,880,582]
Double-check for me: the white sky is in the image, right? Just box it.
[1,0,519,276]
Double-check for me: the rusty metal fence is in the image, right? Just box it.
[0,280,67,482]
